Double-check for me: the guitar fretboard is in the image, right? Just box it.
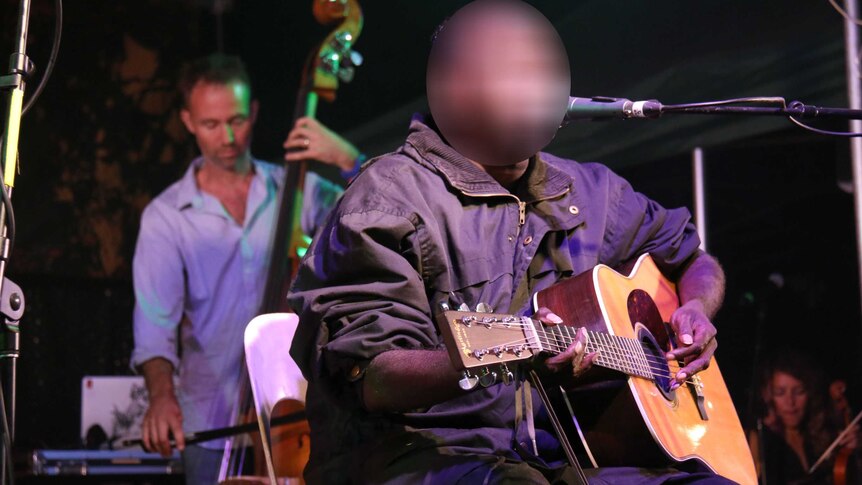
[535,323,656,380]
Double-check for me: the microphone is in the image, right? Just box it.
[563,96,663,124]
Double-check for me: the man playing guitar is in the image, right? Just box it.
[288,1,734,483]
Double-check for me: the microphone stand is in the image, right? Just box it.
[664,101,862,120]
[566,96,862,122]
[0,0,32,461]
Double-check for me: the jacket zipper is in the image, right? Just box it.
[461,192,526,228]
[462,186,571,228]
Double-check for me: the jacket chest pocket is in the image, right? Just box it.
[429,256,514,314]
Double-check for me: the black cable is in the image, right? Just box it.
[21,0,62,117]
[0,0,55,252]
[786,115,862,137]
[0,138,17,256]
[0,378,14,485]
[783,100,862,136]
[664,97,862,137]
[662,96,788,110]
[0,3,53,482]
[0,182,14,256]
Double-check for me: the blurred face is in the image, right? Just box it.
[427,0,570,167]
[180,80,258,171]
[771,371,808,429]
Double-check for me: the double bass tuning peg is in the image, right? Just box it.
[333,31,354,50]
[347,50,363,67]
[337,66,355,83]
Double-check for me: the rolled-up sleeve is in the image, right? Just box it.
[288,207,437,388]
[599,171,701,279]
[130,203,184,372]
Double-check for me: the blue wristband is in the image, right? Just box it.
[340,153,366,180]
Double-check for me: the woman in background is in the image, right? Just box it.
[748,350,859,484]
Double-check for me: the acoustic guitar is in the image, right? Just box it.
[436,253,757,485]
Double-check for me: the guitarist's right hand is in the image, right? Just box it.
[536,307,597,377]
[142,392,185,457]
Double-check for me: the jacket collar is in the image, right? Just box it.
[403,115,573,202]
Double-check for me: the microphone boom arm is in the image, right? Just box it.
[562,96,862,125]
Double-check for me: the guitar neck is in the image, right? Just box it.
[439,311,666,384]
[534,322,657,380]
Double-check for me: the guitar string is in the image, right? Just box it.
[464,327,680,374]
[465,334,694,383]
[471,338,697,385]
[457,320,687,369]
[460,319,692,370]
[546,336,687,377]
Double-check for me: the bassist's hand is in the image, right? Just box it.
[666,299,717,388]
[536,307,597,377]
[284,117,360,172]
[142,393,185,457]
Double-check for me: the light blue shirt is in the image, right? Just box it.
[131,157,340,448]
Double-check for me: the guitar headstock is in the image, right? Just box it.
[436,310,539,371]
[305,0,364,103]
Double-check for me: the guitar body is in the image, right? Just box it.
[534,254,756,485]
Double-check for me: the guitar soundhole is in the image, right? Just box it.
[637,325,675,401]
[627,290,675,401]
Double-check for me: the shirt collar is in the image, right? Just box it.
[403,114,573,202]
[174,156,277,210]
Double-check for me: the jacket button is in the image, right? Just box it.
[523,236,533,245]
[569,205,579,215]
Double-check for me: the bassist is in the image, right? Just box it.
[131,54,360,484]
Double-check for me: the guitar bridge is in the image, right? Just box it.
[689,375,708,420]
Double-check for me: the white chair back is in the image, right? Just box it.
[243,313,307,484]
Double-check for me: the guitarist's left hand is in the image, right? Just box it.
[537,307,598,377]
[666,299,717,389]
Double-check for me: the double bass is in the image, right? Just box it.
[221,1,364,482]
[262,0,363,310]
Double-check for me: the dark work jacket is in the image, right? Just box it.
[287,116,702,484]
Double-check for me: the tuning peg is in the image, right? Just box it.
[478,367,497,387]
[319,52,340,75]
[340,50,360,69]
[333,31,355,50]
[459,371,479,391]
[338,66,355,83]
[438,301,451,312]
[458,303,470,312]
[476,302,493,313]
[500,364,514,385]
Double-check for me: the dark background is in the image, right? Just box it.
[0,0,859,453]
